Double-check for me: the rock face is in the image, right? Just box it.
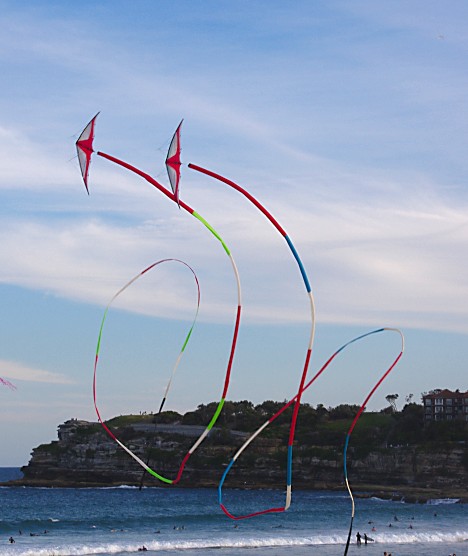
[13,417,468,500]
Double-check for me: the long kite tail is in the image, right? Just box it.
[342,327,404,555]
[188,163,316,516]
[343,514,354,556]
[94,151,242,485]
[217,327,404,519]
[138,260,201,490]
[93,259,202,484]
[188,165,406,525]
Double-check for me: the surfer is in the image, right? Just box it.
[356,531,362,545]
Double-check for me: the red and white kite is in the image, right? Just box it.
[165,120,183,206]
[0,377,16,390]
[76,112,99,194]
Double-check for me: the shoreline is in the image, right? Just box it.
[352,484,468,504]
[2,478,467,503]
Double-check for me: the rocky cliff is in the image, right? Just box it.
[11,416,468,501]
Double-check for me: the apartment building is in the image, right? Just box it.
[422,389,468,422]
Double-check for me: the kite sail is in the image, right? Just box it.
[165,120,183,206]
[76,112,99,194]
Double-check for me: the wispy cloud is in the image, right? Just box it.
[2,2,468,467]
[0,360,74,384]
[1,163,468,333]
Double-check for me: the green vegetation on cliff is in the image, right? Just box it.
[14,401,468,497]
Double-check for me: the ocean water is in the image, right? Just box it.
[0,469,466,556]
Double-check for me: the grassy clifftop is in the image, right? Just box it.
[11,401,468,500]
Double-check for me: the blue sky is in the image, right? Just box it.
[1,1,468,466]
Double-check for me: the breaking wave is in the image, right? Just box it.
[4,530,468,556]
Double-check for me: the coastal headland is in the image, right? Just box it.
[5,401,468,503]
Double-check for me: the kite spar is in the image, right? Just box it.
[188,163,315,517]
[76,112,99,194]
[76,116,242,485]
[165,119,183,207]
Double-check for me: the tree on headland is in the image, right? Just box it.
[385,393,399,412]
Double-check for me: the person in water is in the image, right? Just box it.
[356,531,362,545]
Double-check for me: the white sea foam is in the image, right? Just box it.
[426,497,460,505]
[6,530,468,556]
[2,487,466,556]
[370,496,393,503]
[371,530,468,544]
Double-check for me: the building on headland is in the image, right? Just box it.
[422,389,468,422]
